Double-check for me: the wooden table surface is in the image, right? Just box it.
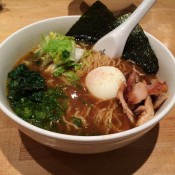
[0,0,175,174]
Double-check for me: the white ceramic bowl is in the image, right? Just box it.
[0,16,175,154]
[84,0,132,12]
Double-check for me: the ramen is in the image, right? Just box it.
[7,32,168,136]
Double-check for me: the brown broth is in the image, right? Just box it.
[12,51,156,136]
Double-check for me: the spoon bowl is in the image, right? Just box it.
[93,0,156,58]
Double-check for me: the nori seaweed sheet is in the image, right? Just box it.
[66,1,116,44]
[115,14,159,74]
[66,1,159,74]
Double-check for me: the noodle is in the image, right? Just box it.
[77,50,137,78]
[63,116,80,130]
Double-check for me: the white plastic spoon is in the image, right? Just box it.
[93,0,156,58]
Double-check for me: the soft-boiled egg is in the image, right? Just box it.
[85,66,126,100]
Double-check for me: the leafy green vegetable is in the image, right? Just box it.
[66,1,116,44]
[52,65,80,86]
[8,64,28,79]
[8,64,46,101]
[9,89,68,131]
[7,64,68,131]
[72,117,83,128]
[63,71,79,83]
[34,32,76,66]
[53,66,65,77]
[33,32,82,80]
[8,64,45,91]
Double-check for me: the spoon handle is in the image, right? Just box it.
[93,0,156,58]
[120,0,156,34]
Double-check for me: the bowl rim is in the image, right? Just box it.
[0,15,175,143]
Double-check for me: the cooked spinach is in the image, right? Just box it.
[8,64,45,92]
[7,64,68,131]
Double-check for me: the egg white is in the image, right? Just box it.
[85,66,126,100]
